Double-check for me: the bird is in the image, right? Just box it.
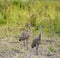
[31,25,42,55]
[19,24,31,49]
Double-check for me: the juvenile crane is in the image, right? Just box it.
[31,25,42,55]
[19,24,31,49]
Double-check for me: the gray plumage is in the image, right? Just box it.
[31,33,41,48]
[19,29,30,41]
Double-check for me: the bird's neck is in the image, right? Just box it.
[39,33,41,40]
[29,27,31,31]
[39,32,41,36]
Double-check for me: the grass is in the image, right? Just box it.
[48,45,55,53]
[0,1,60,58]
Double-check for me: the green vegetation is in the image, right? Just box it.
[0,1,60,57]
[48,45,55,53]
[0,0,60,37]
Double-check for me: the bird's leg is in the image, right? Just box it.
[36,45,38,55]
[20,41,22,49]
[23,41,26,48]
[26,39,28,50]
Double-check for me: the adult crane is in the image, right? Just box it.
[19,24,31,49]
[31,25,42,55]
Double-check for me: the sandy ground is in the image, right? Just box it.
[0,38,60,58]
